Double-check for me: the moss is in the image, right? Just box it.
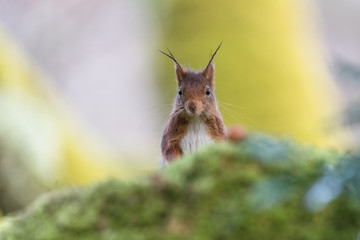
[1,134,360,240]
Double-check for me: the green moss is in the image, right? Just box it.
[1,134,359,240]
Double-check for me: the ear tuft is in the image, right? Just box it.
[159,48,185,85]
[202,42,222,87]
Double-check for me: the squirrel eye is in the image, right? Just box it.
[178,89,182,95]
[206,88,211,95]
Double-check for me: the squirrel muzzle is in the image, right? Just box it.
[185,100,203,115]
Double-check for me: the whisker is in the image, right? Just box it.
[219,107,248,124]
[218,103,256,129]
[218,103,256,124]
[220,107,256,127]
[217,100,246,110]
[152,104,174,116]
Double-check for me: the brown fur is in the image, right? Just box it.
[161,45,225,164]
[161,109,189,161]
[202,112,226,141]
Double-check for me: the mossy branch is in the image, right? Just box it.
[1,134,360,240]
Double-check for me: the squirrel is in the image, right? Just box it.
[160,43,226,166]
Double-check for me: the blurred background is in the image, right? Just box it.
[0,0,359,215]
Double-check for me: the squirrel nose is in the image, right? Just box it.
[188,102,198,113]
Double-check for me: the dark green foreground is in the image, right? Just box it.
[1,134,360,240]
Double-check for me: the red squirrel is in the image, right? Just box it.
[160,43,226,166]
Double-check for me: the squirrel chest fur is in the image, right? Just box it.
[180,117,213,155]
[160,44,226,166]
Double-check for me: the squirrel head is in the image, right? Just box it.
[161,43,222,116]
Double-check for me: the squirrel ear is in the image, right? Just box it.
[202,62,215,85]
[175,64,186,84]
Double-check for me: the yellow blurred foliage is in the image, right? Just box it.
[158,0,352,150]
[0,25,130,189]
